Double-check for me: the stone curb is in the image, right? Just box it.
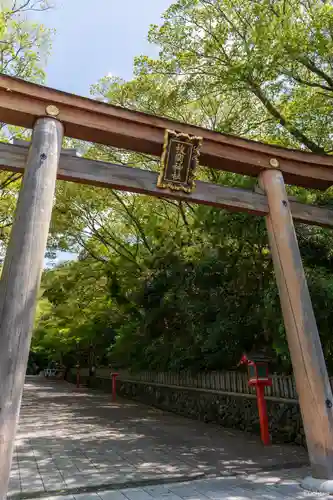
[302,476,333,493]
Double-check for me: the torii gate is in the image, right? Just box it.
[1,74,333,496]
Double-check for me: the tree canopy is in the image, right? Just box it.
[0,0,53,258]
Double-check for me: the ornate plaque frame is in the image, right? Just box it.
[157,129,202,193]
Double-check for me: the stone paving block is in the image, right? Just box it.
[173,485,237,500]
[19,470,42,481]
[147,495,183,500]
[236,483,288,500]
[74,494,101,500]
[193,482,251,500]
[106,465,137,474]
[52,457,74,465]
[18,451,35,458]
[42,475,67,485]
[98,492,128,500]
[7,479,21,493]
[213,491,250,499]
[19,463,40,472]
[9,470,20,479]
[40,470,66,480]
[100,459,136,469]
[64,475,105,489]
[41,496,75,500]
[40,472,64,483]
[18,460,37,470]
[7,487,22,499]
[142,486,172,497]
[53,459,79,467]
[242,490,287,500]
[167,486,208,499]
[58,467,83,478]
[77,474,107,485]
[39,465,62,474]
[43,482,68,493]
[194,478,240,491]
[18,459,38,467]
[78,467,102,475]
[9,470,20,477]
[121,488,154,500]
[64,474,92,486]
[20,479,45,493]
[73,457,94,464]
[37,457,55,465]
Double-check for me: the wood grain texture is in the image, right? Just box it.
[0,75,333,189]
[259,168,333,480]
[0,118,63,499]
[0,141,332,228]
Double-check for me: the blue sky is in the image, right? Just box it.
[35,0,171,266]
[36,0,171,96]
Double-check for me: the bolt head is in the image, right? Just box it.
[269,158,280,168]
[45,105,60,117]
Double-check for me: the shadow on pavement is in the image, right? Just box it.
[8,377,309,499]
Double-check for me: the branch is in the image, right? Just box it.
[284,70,333,93]
[60,201,143,269]
[12,0,31,13]
[75,234,108,264]
[111,190,152,254]
[178,202,193,239]
[90,223,143,270]
[201,0,251,56]
[295,55,333,89]
[11,0,51,14]
[0,172,21,190]
[249,81,326,154]
[0,220,14,229]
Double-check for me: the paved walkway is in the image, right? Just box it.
[7,377,323,500]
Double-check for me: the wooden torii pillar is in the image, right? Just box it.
[259,168,333,484]
[0,116,63,499]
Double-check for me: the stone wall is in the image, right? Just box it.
[66,372,305,447]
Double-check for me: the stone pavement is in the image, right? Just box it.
[14,473,333,500]
[8,377,315,500]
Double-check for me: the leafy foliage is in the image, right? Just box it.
[0,0,53,258]
[23,0,333,373]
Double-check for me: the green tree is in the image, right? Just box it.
[0,0,53,258]
[35,0,333,374]
[32,258,117,366]
[137,0,333,152]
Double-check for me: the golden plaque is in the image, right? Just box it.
[157,129,202,193]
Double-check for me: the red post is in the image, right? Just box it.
[256,383,270,445]
[111,373,119,401]
[76,364,80,389]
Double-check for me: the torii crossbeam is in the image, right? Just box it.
[0,75,333,498]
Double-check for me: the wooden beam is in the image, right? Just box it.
[0,118,63,498]
[259,168,333,480]
[13,139,77,156]
[0,75,333,189]
[0,141,332,228]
